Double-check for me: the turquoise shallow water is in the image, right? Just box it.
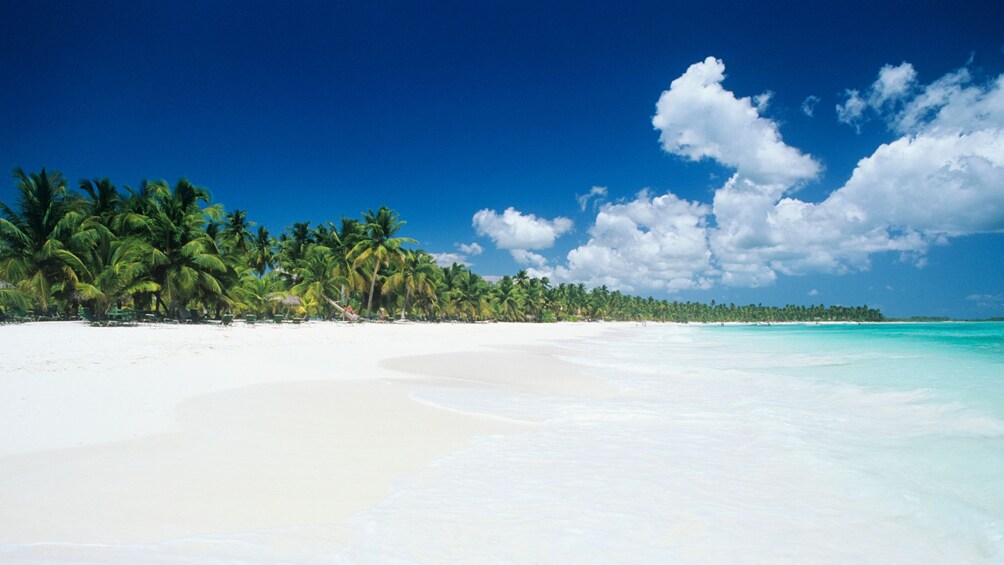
[576,322,1004,562]
[345,322,1004,563]
[716,323,1004,414]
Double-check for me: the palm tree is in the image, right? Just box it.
[75,237,158,317]
[141,178,226,317]
[383,249,438,320]
[444,265,489,321]
[221,209,254,257]
[231,271,286,317]
[276,221,314,277]
[290,245,348,319]
[350,207,416,318]
[79,178,122,229]
[2,167,891,324]
[0,280,31,314]
[0,168,90,314]
[327,217,367,306]
[514,269,530,290]
[491,275,525,322]
[248,226,276,277]
[525,276,549,321]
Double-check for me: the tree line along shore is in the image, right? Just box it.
[0,168,885,324]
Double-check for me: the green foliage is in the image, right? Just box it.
[231,272,285,317]
[0,166,887,324]
[351,207,416,317]
[0,168,89,313]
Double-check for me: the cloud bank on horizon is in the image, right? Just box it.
[467,56,1004,293]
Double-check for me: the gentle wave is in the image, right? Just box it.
[334,323,1004,562]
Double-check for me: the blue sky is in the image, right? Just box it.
[1,1,1002,318]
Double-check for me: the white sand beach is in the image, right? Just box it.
[0,321,614,561]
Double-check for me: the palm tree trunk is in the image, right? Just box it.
[339,285,347,320]
[401,287,410,321]
[365,258,380,318]
[154,292,168,316]
[323,295,359,321]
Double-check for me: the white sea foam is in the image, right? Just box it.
[331,324,1004,563]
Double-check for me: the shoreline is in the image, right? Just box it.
[0,321,617,557]
[2,321,1000,561]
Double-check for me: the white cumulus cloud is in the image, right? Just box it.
[652,56,821,187]
[576,186,608,211]
[829,129,1004,235]
[430,242,486,268]
[895,69,1004,134]
[488,58,1004,295]
[801,95,820,117]
[753,91,773,112]
[870,62,918,106]
[838,63,917,133]
[429,252,469,267]
[836,89,868,131]
[548,191,714,293]
[712,61,1004,282]
[509,249,549,267]
[457,242,484,256]
[472,207,573,250]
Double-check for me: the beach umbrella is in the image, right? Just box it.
[270,293,303,307]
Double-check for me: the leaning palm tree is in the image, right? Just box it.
[350,207,416,318]
[0,168,90,314]
[290,245,349,319]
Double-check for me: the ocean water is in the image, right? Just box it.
[336,322,1004,563]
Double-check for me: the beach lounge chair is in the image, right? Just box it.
[107,309,136,326]
[221,313,234,326]
[245,314,257,325]
[80,308,102,327]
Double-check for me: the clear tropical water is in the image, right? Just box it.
[337,322,1004,563]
